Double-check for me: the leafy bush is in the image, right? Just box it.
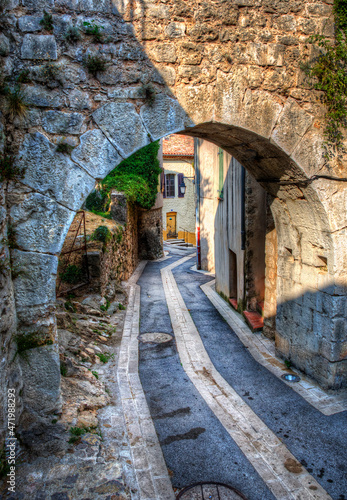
[83,21,104,42]
[65,25,81,43]
[96,352,114,363]
[40,11,54,31]
[92,225,111,243]
[60,264,83,284]
[84,55,106,76]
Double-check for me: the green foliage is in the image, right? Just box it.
[96,352,114,363]
[69,426,86,444]
[0,155,25,182]
[60,264,83,284]
[115,226,123,244]
[86,141,161,212]
[92,370,99,379]
[100,299,110,311]
[65,300,76,313]
[60,364,67,377]
[304,0,347,154]
[40,11,54,31]
[92,225,111,244]
[56,141,75,155]
[17,70,31,84]
[118,303,126,310]
[3,85,27,119]
[284,359,292,369]
[84,54,106,76]
[65,25,81,43]
[83,21,104,42]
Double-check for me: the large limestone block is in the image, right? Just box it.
[291,129,326,178]
[18,16,42,32]
[0,34,10,56]
[55,0,111,12]
[92,102,149,158]
[42,110,85,135]
[140,94,192,140]
[71,129,121,178]
[21,35,57,60]
[11,250,58,308]
[216,71,283,139]
[271,98,313,155]
[17,132,95,211]
[148,43,177,63]
[20,344,61,416]
[175,84,215,125]
[23,86,63,108]
[10,190,75,254]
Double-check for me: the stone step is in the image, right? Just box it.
[229,298,238,310]
[166,239,186,245]
[243,310,264,332]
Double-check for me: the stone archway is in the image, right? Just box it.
[1,0,346,432]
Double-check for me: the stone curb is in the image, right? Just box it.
[118,261,175,500]
[201,280,347,416]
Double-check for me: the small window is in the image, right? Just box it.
[165,174,175,197]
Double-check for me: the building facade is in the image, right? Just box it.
[195,139,276,338]
[162,135,196,245]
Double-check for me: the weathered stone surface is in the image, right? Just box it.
[152,66,176,86]
[10,191,75,254]
[92,102,149,158]
[148,43,177,63]
[11,250,58,307]
[0,34,10,56]
[42,111,85,135]
[71,129,121,179]
[23,86,63,108]
[68,89,91,110]
[18,15,42,32]
[20,344,61,416]
[271,98,314,155]
[55,0,111,12]
[140,94,191,140]
[17,133,96,211]
[21,35,58,60]
[22,0,54,8]
[291,129,326,178]
[165,22,186,38]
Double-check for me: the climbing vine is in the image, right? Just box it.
[305,0,347,155]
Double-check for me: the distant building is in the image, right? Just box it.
[162,134,196,244]
[195,139,277,338]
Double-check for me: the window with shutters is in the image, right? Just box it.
[165,174,175,197]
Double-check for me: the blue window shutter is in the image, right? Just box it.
[178,173,184,198]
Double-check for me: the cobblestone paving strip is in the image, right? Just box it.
[161,257,332,500]
[118,261,175,500]
[201,280,347,416]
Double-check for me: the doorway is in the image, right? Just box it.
[166,212,177,238]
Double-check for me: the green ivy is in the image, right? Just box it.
[86,141,161,212]
[305,0,347,154]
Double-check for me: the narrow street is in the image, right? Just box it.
[133,245,347,500]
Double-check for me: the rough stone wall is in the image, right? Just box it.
[138,206,163,260]
[263,197,278,340]
[244,172,266,311]
[0,0,345,428]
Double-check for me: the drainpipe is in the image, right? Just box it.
[241,165,246,251]
[195,139,201,269]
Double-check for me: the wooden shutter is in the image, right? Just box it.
[178,173,184,198]
[162,172,166,198]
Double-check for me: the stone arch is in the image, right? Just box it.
[1,0,346,430]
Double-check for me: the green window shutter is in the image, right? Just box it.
[218,148,224,200]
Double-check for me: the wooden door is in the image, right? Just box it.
[166,212,177,237]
